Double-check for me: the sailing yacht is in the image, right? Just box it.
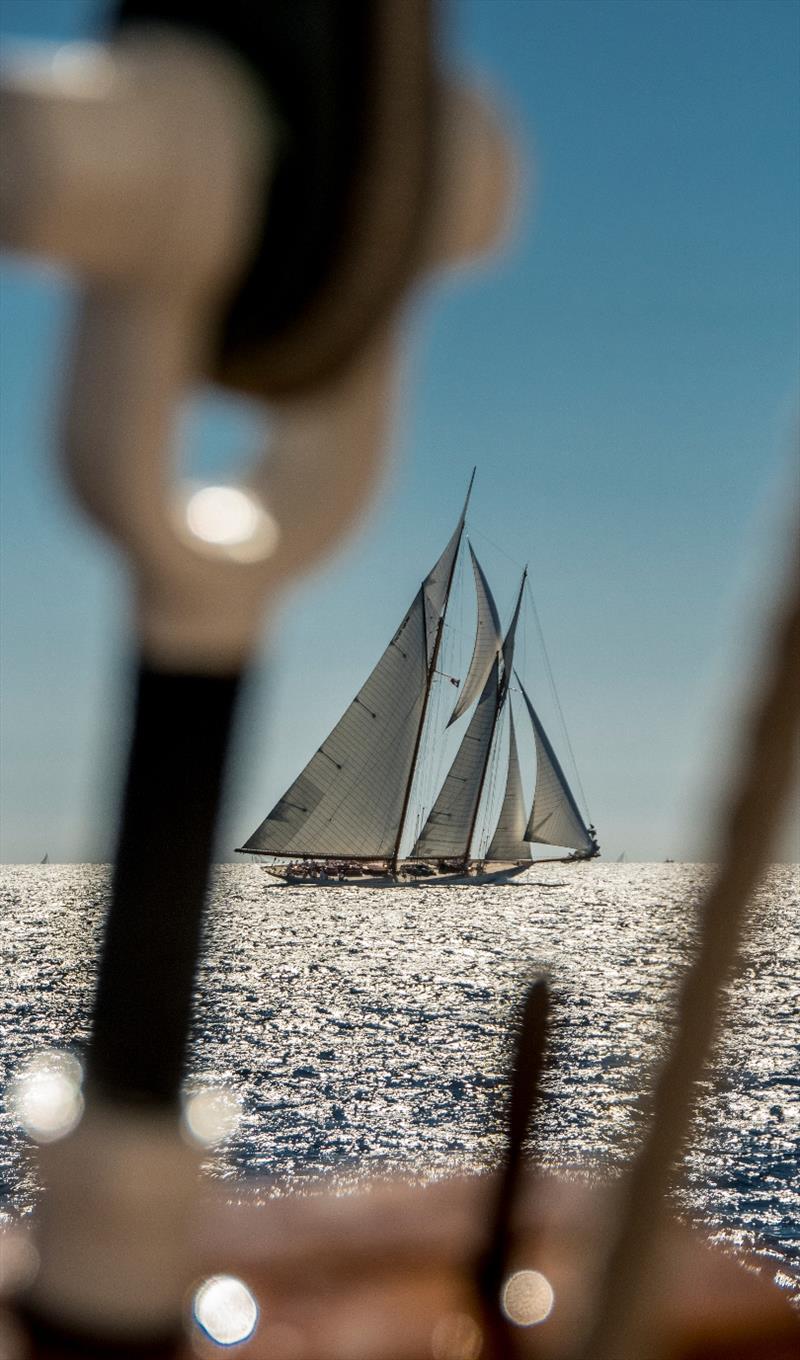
[237,478,599,883]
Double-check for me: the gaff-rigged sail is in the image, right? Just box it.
[241,499,470,861]
[485,709,531,862]
[448,545,502,724]
[517,678,594,854]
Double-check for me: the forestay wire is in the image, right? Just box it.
[525,578,592,825]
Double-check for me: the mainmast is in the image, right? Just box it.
[462,567,526,865]
[389,469,475,874]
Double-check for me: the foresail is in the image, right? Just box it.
[485,709,531,862]
[242,592,429,858]
[501,568,526,683]
[411,659,500,859]
[414,567,527,861]
[449,544,502,724]
[518,679,593,854]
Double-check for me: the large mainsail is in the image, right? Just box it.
[241,494,471,861]
[485,709,531,862]
[517,678,594,854]
[449,544,502,724]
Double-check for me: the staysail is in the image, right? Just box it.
[410,659,500,859]
[411,568,526,861]
[517,677,594,854]
[485,709,531,862]
[449,544,503,724]
[241,494,471,861]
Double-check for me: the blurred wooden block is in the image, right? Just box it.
[189,1174,800,1360]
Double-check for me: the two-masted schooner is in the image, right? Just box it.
[237,475,599,883]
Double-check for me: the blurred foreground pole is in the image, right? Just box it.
[0,2,515,1353]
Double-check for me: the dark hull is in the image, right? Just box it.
[261,860,569,887]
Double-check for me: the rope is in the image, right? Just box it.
[572,510,800,1360]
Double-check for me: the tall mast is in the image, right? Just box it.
[462,566,526,866]
[390,469,475,874]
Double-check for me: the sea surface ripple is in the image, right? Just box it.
[1,863,797,1297]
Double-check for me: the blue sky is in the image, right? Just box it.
[1,0,798,862]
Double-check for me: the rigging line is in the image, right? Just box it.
[525,577,592,824]
[442,620,475,643]
[469,522,528,573]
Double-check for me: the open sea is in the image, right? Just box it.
[1,862,798,1302]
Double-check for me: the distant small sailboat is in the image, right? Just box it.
[616,851,626,863]
[40,852,48,865]
[238,478,599,883]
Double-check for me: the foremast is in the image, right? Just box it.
[389,470,475,875]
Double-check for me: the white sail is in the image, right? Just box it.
[449,544,502,724]
[410,659,500,859]
[501,567,526,683]
[242,506,470,860]
[518,679,594,854]
[413,568,527,862]
[485,709,531,862]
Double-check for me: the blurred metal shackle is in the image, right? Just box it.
[0,6,516,1353]
[0,24,515,670]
